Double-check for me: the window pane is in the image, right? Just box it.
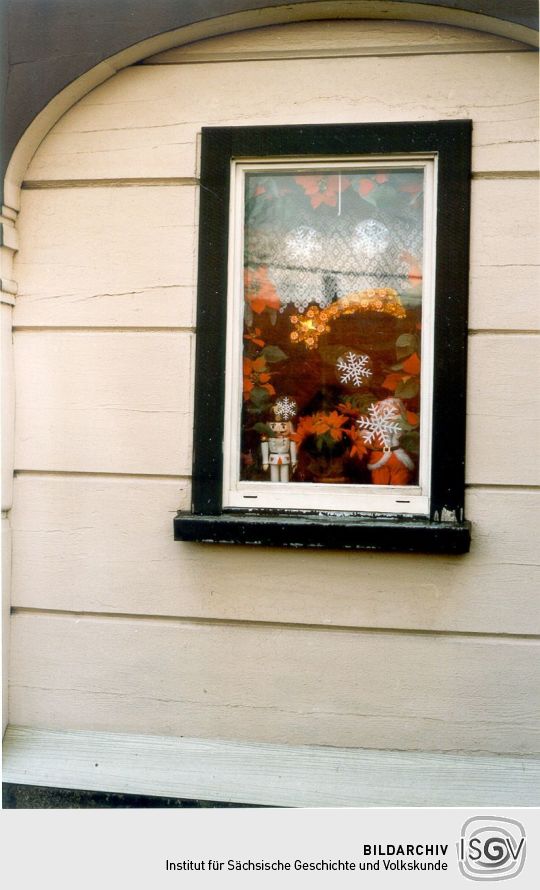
[240,167,424,488]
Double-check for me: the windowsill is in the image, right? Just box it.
[174,511,471,554]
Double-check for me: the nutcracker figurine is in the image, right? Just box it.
[260,398,298,483]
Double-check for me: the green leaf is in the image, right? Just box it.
[398,416,415,432]
[395,378,419,399]
[261,345,287,363]
[395,333,418,360]
[396,333,417,348]
[250,386,271,406]
[396,345,414,360]
[252,422,274,436]
[372,184,399,208]
[359,192,378,207]
[345,393,377,412]
[401,431,420,454]
[319,345,348,365]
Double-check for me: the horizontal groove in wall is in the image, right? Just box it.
[19,173,538,190]
[21,178,199,190]
[468,329,539,336]
[474,171,539,180]
[12,326,196,334]
[141,47,534,66]
[12,469,539,492]
[10,607,540,643]
[13,469,189,482]
[465,482,540,491]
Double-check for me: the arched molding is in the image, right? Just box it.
[3,0,538,211]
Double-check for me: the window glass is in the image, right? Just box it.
[238,165,427,497]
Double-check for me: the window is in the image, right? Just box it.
[175,122,472,553]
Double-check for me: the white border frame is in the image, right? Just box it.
[223,156,437,514]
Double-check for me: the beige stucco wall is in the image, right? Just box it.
[7,21,539,754]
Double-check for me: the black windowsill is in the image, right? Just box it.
[174,512,471,554]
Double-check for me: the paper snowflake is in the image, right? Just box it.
[357,401,402,450]
[274,396,297,420]
[336,351,372,386]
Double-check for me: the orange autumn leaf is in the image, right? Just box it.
[382,372,403,392]
[290,415,315,445]
[402,352,421,376]
[338,400,361,418]
[346,426,368,459]
[244,327,265,348]
[406,411,419,427]
[249,298,265,314]
[243,356,274,400]
[243,357,260,376]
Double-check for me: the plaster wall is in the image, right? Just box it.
[7,20,540,755]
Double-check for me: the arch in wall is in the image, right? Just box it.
[3,0,538,210]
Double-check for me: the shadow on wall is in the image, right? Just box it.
[2,782,264,809]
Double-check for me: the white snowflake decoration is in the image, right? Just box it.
[274,396,297,420]
[336,351,372,387]
[357,401,402,451]
[285,226,322,264]
[352,219,390,259]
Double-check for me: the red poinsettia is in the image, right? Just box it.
[358,178,375,197]
[292,412,348,446]
[295,174,350,208]
[402,352,421,376]
[382,350,422,402]
[242,356,275,401]
[244,266,281,315]
[311,410,348,441]
[345,425,369,460]
[243,327,265,348]
[358,172,389,198]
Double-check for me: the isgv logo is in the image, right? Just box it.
[458,816,526,881]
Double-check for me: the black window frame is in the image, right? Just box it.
[174,121,472,553]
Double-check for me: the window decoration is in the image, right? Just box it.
[174,122,472,553]
[233,163,427,511]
